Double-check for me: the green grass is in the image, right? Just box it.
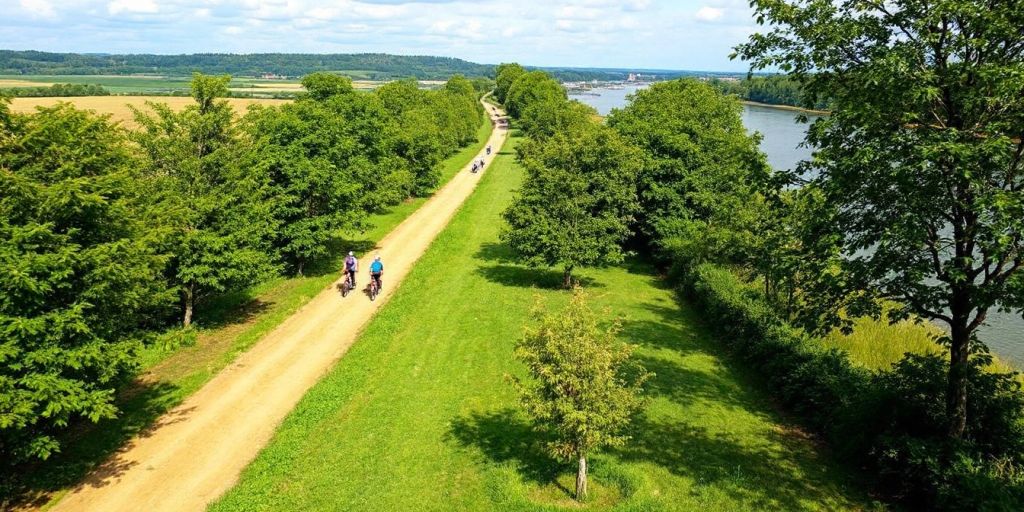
[824,312,943,371]
[825,314,1018,374]
[210,134,880,511]
[12,112,493,510]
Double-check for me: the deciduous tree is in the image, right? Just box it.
[133,74,278,326]
[736,0,1024,439]
[0,103,170,464]
[494,62,526,104]
[608,79,772,265]
[513,290,649,501]
[501,124,641,287]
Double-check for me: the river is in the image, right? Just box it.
[572,84,1024,367]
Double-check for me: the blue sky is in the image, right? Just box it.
[3,1,761,72]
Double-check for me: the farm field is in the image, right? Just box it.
[15,108,495,511]
[210,134,877,511]
[9,96,290,125]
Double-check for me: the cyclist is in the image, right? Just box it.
[344,251,358,288]
[486,145,492,155]
[369,254,384,292]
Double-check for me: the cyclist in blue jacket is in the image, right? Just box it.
[369,255,384,291]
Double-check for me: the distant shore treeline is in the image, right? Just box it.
[1,50,721,83]
[709,75,830,110]
[0,50,493,80]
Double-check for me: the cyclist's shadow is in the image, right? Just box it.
[333,280,378,299]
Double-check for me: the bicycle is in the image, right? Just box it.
[341,271,355,298]
[368,273,382,301]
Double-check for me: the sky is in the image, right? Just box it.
[3,0,762,72]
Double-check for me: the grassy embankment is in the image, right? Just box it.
[210,133,880,511]
[16,110,494,510]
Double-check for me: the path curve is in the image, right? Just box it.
[53,101,509,512]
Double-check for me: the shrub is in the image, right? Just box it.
[681,263,1024,511]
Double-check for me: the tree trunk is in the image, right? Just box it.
[183,284,194,328]
[575,454,587,501]
[296,258,305,277]
[947,320,970,439]
[563,266,574,289]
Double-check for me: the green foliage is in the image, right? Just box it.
[494,63,526,104]
[683,263,1024,510]
[0,68,488,486]
[519,99,596,140]
[708,75,826,110]
[0,50,495,80]
[242,100,362,275]
[210,134,873,511]
[608,79,772,265]
[0,104,170,466]
[736,0,1024,441]
[513,289,650,500]
[132,73,279,326]
[372,76,482,194]
[501,123,641,286]
[0,83,110,97]
[300,72,354,101]
[504,71,567,119]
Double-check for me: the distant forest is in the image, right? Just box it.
[0,50,701,82]
[709,75,830,110]
[0,50,494,80]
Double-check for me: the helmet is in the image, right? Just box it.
[348,251,354,256]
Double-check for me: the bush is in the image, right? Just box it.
[681,263,1024,511]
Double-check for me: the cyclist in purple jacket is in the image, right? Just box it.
[344,251,358,288]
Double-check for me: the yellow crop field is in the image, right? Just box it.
[9,96,290,126]
[0,79,54,87]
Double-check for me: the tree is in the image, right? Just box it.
[736,0,1024,439]
[519,99,596,140]
[243,100,362,275]
[513,289,649,501]
[133,74,278,326]
[501,124,641,287]
[0,104,170,464]
[504,71,566,119]
[607,79,772,265]
[301,72,354,101]
[375,78,425,117]
[494,62,526,104]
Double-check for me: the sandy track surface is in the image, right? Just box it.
[52,103,508,512]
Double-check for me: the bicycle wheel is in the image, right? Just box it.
[341,277,351,297]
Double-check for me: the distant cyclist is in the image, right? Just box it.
[369,255,384,292]
[344,251,358,288]
[486,145,492,155]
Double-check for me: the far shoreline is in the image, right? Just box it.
[741,99,830,116]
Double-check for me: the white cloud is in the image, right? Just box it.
[20,0,57,19]
[1,0,762,71]
[695,6,723,22]
[108,0,159,15]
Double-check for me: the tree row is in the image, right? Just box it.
[0,72,485,471]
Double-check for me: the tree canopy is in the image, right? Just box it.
[0,104,170,463]
[736,0,1024,440]
[513,290,649,501]
[607,79,772,265]
[502,122,641,287]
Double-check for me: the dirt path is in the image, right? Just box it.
[52,103,509,512]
